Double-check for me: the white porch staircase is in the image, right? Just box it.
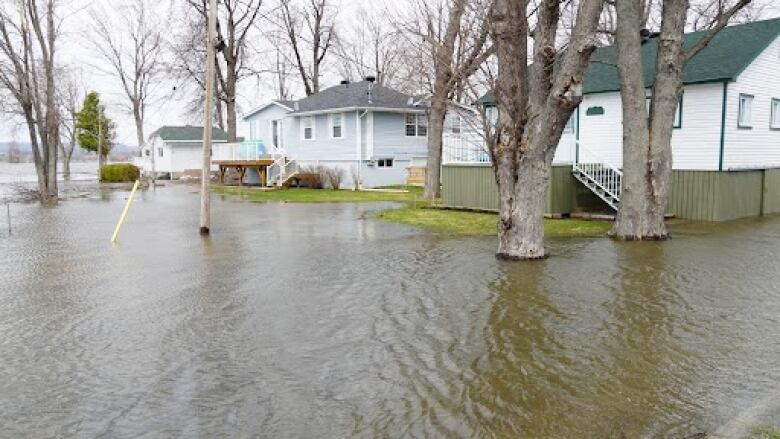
[572,142,622,211]
[266,157,300,187]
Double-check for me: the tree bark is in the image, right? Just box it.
[489,0,603,259]
[613,0,683,240]
[424,96,447,199]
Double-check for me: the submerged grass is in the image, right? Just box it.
[213,185,424,203]
[214,184,611,238]
[375,205,613,238]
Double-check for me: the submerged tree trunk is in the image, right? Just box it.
[496,153,550,259]
[488,0,603,260]
[424,96,447,199]
[613,0,670,240]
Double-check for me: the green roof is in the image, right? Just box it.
[481,17,780,103]
[151,126,230,142]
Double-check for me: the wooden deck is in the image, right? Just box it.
[214,159,276,186]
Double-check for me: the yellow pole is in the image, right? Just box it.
[111,180,140,244]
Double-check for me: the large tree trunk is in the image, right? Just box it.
[613,0,687,240]
[496,152,550,259]
[424,97,447,199]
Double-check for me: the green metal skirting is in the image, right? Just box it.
[442,164,780,221]
[441,164,581,214]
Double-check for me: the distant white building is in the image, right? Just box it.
[135,126,230,177]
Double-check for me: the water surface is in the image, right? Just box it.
[1,186,779,438]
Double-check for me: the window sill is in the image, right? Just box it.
[737,125,753,130]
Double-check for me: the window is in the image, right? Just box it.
[738,94,753,128]
[485,106,499,126]
[377,158,394,168]
[302,116,315,140]
[563,114,576,134]
[158,147,163,157]
[449,115,462,135]
[144,149,150,157]
[272,120,280,147]
[586,106,604,116]
[645,94,683,128]
[330,113,344,139]
[771,98,780,129]
[405,114,427,137]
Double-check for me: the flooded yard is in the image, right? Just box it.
[1,185,780,437]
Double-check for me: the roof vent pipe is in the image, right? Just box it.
[340,79,350,85]
[365,76,376,83]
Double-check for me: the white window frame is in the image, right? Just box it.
[301,116,315,141]
[405,113,427,137]
[449,114,462,136]
[158,147,164,157]
[771,98,780,129]
[376,158,395,169]
[329,113,345,139]
[738,94,753,128]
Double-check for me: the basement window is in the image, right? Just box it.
[377,158,394,168]
[738,94,753,128]
[771,98,780,129]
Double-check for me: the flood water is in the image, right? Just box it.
[1,185,780,438]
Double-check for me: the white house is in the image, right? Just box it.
[135,126,230,177]
[243,78,481,188]
[455,17,780,220]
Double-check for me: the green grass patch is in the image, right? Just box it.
[213,185,426,203]
[747,427,780,439]
[100,163,140,183]
[375,205,612,238]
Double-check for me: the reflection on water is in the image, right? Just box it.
[1,185,779,437]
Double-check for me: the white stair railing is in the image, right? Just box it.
[266,157,299,187]
[572,141,622,210]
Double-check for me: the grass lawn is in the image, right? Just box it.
[213,185,425,203]
[747,427,780,439]
[375,205,613,238]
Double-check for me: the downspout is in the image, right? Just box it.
[719,81,729,171]
[356,110,368,190]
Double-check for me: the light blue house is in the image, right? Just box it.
[243,78,474,188]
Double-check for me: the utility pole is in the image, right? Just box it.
[200,0,217,235]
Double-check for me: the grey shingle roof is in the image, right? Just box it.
[289,81,420,113]
[481,17,780,103]
[151,126,230,142]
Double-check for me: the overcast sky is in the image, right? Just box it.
[1,0,778,147]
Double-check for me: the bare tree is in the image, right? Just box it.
[89,0,163,152]
[278,0,336,96]
[174,0,265,141]
[487,0,604,259]
[334,7,405,88]
[0,0,60,203]
[56,66,82,179]
[399,0,493,200]
[612,0,750,240]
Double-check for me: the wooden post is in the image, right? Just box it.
[200,0,217,235]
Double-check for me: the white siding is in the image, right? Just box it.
[244,104,292,149]
[723,35,780,169]
[574,83,723,170]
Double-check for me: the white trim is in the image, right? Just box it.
[162,139,229,144]
[771,98,780,129]
[291,106,426,117]
[243,100,294,120]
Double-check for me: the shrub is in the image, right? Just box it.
[323,167,345,189]
[100,163,140,183]
[296,165,324,188]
